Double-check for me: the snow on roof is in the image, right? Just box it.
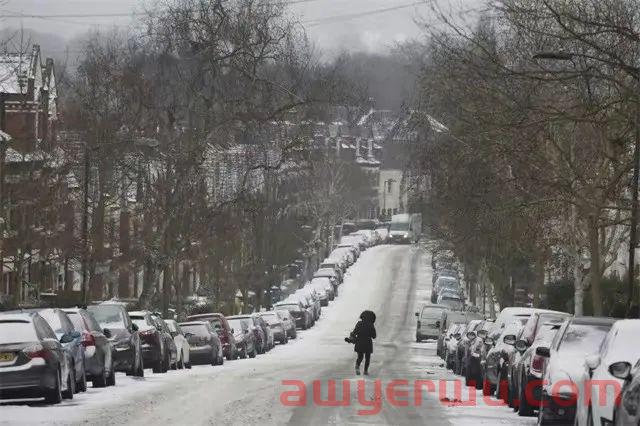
[426,114,449,133]
[357,108,375,126]
[0,53,29,94]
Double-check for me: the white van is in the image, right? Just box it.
[415,304,449,342]
[389,213,422,244]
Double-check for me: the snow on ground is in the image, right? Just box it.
[0,243,536,425]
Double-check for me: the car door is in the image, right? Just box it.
[59,311,85,379]
[83,310,112,372]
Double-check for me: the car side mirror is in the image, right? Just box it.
[586,354,601,370]
[243,329,249,334]
[435,321,441,328]
[477,330,488,339]
[71,330,82,339]
[103,328,112,338]
[503,334,517,345]
[60,333,74,344]
[131,323,139,332]
[515,340,528,353]
[184,332,194,338]
[415,312,419,317]
[453,333,460,339]
[536,346,550,358]
[466,331,476,340]
[609,361,632,380]
[484,337,494,346]
[230,328,234,334]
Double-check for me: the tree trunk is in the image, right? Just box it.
[587,216,603,316]
[573,256,584,316]
[533,251,545,308]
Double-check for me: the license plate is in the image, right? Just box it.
[0,352,15,362]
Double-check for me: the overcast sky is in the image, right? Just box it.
[1,0,430,56]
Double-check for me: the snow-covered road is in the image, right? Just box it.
[1,245,535,425]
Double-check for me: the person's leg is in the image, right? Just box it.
[356,352,364,374]
[364,352,371,374]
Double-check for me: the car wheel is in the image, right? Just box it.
[518,375,533,416]
[44,369,63,404]
[211,350,217,366]
[77,362,88,392]
[416,336,422,343]
[62,367,75,399]
[218,353,224,365]
[162,350,170,373]
[249,347,257,358]
[135,353,144,377]
[153,357,163,373]
[93,366,107,388]
[106,362,116,386]
[475,373,483,390]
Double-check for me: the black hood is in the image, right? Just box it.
[360,310,376,324]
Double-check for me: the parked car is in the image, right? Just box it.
[296,287,321,321]
[309,278,334,304]
[165,319,191,369]
[179,321,224,365]
[509,310,572,413]
[483,319,527,397]
[444,324,465,369]
[187,313,238,360]
[129,311,168,373]
[274,301,311,330]
[226,316,257,358]
[537,316,615,425]
[254,314,274,351]
[415,303,449,342]
[275,309,296,339]
[87,303,144,377]
[437,310,475,357]
[431,276,461,303]
[313,269,340,292]
[28,308,87,393]
[574,319,640,426]
[437,292,464,311]
[318,260,344,281]
[258,311,288,344]
[375,226,389,243]
[151,314,178,369]
[464,319,494,388]
[454,319,483,375]
[0,312,72,403]
[614,359,640,426]
[511,320,564,415]
[63,307,115,387]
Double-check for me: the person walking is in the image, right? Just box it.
[349,310,376,375]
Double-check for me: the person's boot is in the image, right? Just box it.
[363,370,369,376]
[355,367,361,375]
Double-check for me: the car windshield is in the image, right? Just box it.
[131,317,152,329]
[38,310,64,334]
[0,321,38,344]
[208,318,223,330]
[390,221,409,231]
[166,321,177,333]
[88,305,126,329]
[276,304,301,312]
[227,319,250,331]
[557,324,611,356]
[421,307,445,319]
[66,312,87,332]
[260,314,278,325]
[181,324,209,337]
[439,297,463,310]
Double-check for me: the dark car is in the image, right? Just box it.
[454,319,483,376]
[483,319,527,397]
[229,315,267,354]
[274,301,311,330]
[511,320,564,415]
[464,319,494,388]
[226,316,257,359]
[21,308,88,394]
[614,359,640,426]
[0,312,73,403]
[537,316,615,425]
[129,311,168,373]
[179,321,223,365]
[187,313,238,360]
[258,311,288,345]
[444,323,465,369]
[87,303,144,377]
[150,314,177,370]
[63,308,115,387]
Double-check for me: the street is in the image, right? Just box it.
[1,245,535,425]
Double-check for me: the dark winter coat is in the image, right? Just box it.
[351,318,376,354]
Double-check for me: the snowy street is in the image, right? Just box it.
[1,245,535,425]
